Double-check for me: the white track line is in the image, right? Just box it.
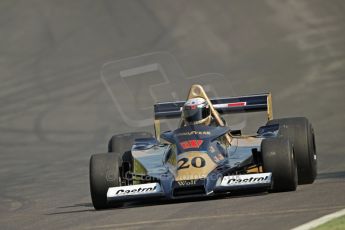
[292,208,345,230]
[89,205,345,229]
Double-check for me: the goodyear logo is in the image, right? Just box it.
[177,131,211,136]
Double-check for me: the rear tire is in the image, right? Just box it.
[267,117,317,184]
[108,132,153,154]
[89,153,122,210]
[108,132,153,179]
[261,138,298,192]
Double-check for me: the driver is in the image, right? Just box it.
[182,97,226,126]
[182,97,227,161]
[182,97,212,126]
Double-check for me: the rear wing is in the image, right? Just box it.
[153,85,272,141]
[154,93,273,120]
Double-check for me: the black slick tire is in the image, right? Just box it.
[267,117,317,184]
[261,138,298,192]
[89,153,122,210]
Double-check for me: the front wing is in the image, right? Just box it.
[107,173,272,202]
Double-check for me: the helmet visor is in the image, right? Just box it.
[184,105,210,123]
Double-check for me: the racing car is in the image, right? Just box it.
[89,84,317,209]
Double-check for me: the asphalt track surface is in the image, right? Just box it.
[1,1,345,229]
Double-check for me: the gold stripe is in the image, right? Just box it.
[267,93,273,121]
[246,166,263,173]
[154,119,160,141]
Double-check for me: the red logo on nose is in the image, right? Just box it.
[180,140,203,149]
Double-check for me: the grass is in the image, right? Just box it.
[313,215,345,230]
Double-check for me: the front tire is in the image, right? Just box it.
[261,138,298,192]
[89,153,122,210]
[267,117,317,184]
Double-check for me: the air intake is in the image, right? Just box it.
[173,186,206,197]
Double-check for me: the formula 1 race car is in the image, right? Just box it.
[89,84,317,209]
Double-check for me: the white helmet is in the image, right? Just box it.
[183,97,211,125]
